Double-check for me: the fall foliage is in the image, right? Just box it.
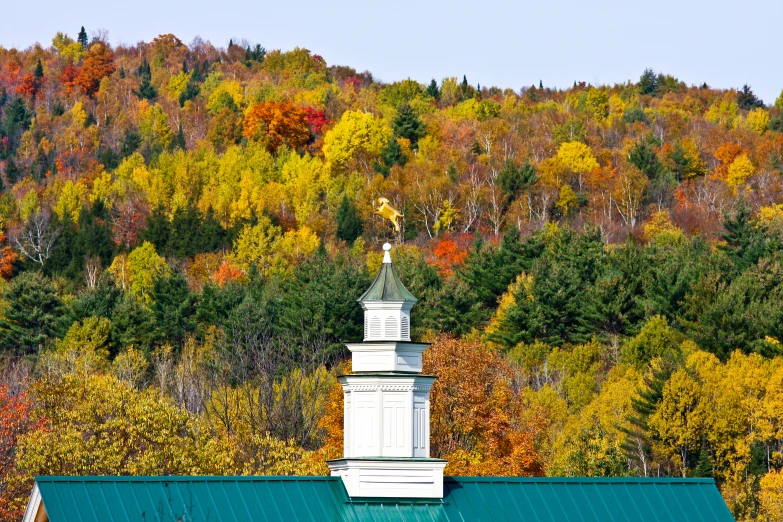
[1,29,783,521]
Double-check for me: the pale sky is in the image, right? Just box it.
[3,0,783,104]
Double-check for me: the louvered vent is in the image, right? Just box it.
[401,316,409,340]
[369,316,382,338]
[384,316,398,339]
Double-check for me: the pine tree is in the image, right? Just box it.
[0,86,7,107]
[110,295,155,350]
[426,79,440,100]
[692,447,714,478]
[736,84,764,111]
[172,122,186,150]
[77,26,88,48]
[150,271,196,347]
[0,272,70,355]
[373,137,406,176]
[336,196,363,243]
[120,129,141,157]
[539,79,543,89]
[638,68,658,96]
[277,251,370,357]
[718,203,768,273]
[620,367,668,476]
[3,97,32,149]
[34,59,43,81]
[498,159,536,202]
[392,104,427,149]
[490,227,604,347]
[178,75,200,107]
[182,60,189,74]
[135,77,157,100]
[141,206,171,255]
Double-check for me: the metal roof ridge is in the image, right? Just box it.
[443,477,718,484]
[34,476,342,482]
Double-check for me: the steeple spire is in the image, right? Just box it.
[327,243,446,499]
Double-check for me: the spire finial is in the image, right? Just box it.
[382,242,392,264]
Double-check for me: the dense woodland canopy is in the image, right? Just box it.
[1,28,783,520]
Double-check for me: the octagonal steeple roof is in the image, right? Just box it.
[358,243,417,303]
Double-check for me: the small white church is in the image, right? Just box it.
[22,243,734,521]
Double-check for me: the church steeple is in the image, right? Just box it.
[358,243,416,342]
[327,243,447,499]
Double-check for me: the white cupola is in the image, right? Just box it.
[358,243,416,342]
[327,243,446,499]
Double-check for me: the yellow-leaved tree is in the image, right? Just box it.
[726,153,755,191]
[322,110,392,171]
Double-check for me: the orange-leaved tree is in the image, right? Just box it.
[243,101,311,153]
[0,233,18,280]
[0,385,45,521]
[76,43,115,96]
[424,336,543,476]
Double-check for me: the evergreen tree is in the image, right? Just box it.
[77,26,88,48]
[0,272,69,354]
[629,136,665,179]
[98,147,120,170]
[167,205,201,258]
[718,203,768,273]
[373,136,406,176]
[120,129,142,157]
[150,271,197,347]
[736,84,764,111]
[195,282,246,332]
[3,97,32,150]
[490,227,604,347]
[692,447,714,478]
[392,104,427,149]
[43,214,77,278]
[182,60,189,74]
[199,208,227,252]
[539,79,543,89]
[71,275,123,324]
[137,58,152,81]
[135,77,157,100]
[336,196,363,243]
[75,200,114,269]
[34,59,43,81]
[460,231,544,321]
[275,252,370,357]
[621,367,669,476]
[596,240,649,337]
[638,68,658,96]
[172,122,186,150]
[141,206,171,254]
[426,79,440,100]
[110,296,155,350]
[497,159,536,203]
[0,86,7,107]
[178,73,200,107]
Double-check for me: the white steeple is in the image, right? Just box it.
[327,243,446,499]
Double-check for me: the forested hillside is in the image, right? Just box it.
[1,29,783,520]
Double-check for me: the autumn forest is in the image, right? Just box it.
[1,29,783,520]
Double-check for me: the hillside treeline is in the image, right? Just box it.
[0,29,783,521]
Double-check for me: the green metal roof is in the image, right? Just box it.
[33,475,734,522]
[358,261,417,303]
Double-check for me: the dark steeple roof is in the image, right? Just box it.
[358,258,417,303]
[358,244,417,303]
